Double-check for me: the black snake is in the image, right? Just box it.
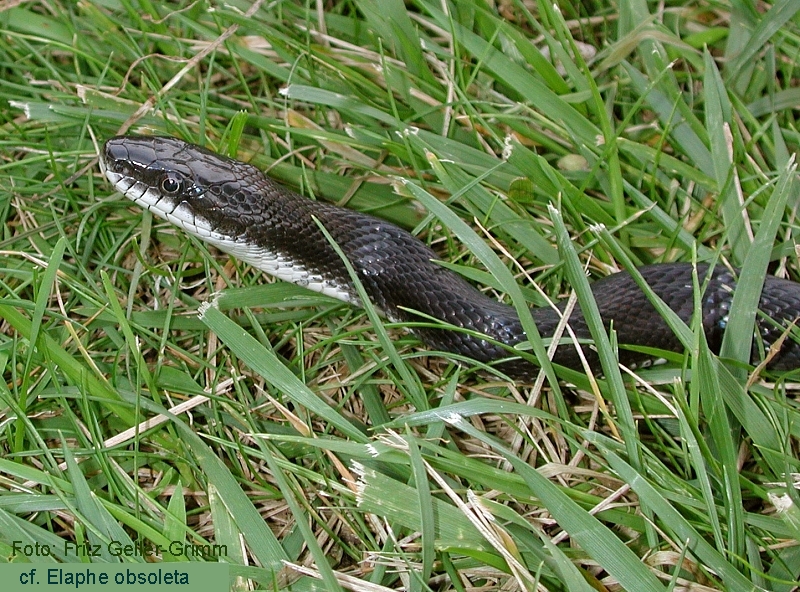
[100,135,800,377]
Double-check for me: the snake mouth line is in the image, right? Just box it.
[104,169,213,239]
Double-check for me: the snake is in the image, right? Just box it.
[100,135,800,377]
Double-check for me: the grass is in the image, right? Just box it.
[0,0,799,590]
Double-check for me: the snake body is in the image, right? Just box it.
[101,136,800,377]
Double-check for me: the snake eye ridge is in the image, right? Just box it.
[160,173,183,195]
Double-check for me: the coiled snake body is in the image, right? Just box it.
[101,136,800,377]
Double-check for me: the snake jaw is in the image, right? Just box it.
[103,167,210,239]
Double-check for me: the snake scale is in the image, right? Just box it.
[100,135,800,377]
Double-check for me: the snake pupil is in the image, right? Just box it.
[160,173,182,195]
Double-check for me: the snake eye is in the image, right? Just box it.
[160,173,183,195]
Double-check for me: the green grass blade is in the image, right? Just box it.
[725,0,800,88]
[402,170,561,388]
[448,414,667,592]
[720,157,796,367]
[260,445,344,592]
[197,303,367,442]
[593,434,770,592]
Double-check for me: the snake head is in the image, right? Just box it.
[102,135,360,305]
[101,135,262,240]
